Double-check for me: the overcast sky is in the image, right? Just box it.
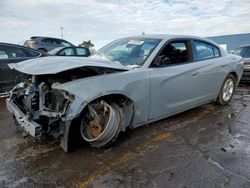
[0,0,250,49]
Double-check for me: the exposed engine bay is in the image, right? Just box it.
[7,67,125,141]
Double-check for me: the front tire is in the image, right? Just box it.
[80,100,122,147]
[217,74,236,105]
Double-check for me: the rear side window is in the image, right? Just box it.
[59,48,74,56]
[76,48,89,56]
[194,41,220,61]
[42,38,59,45]
[24,49,41,57]
[42,38,52,44]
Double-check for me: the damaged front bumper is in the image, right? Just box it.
[6,98,42,138]
[6,78,89,152]
[6,91,87,142]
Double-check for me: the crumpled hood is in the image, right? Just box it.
[10,56,129,75]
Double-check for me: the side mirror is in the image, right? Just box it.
[154,55,171,67]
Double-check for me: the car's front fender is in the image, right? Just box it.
[53,69,151,125]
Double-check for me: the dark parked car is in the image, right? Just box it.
[234,45,250,81]
[0,43,47,92]
[48,46,90,57]
[24,36,74,52]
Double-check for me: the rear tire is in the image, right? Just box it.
[216,74,236,105]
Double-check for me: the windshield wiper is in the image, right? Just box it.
[126,64,141,69]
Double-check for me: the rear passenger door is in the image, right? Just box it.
[149,39,227,120]
[191,40,229,99]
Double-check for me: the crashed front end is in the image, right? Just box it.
[6,57,130,151]
[6,75,85,145]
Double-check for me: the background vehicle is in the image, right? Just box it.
[24,36,74,52]
[6,35,244,152]
[0,43,47,92]
[234,45,250,81]
[48,46,90,57]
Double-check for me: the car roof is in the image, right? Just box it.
[238,44,250,48]
[31,36,66,40]
[0,42,26,47]
[0,42,36,49]
[123,34,219,46]
[30,36,74,46]
[0,42,44,53]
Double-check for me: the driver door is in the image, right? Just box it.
[149,39,210,119]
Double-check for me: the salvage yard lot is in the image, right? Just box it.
[0,84,250,188]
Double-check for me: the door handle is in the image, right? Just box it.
[192,72,199,76]
[221,64,227,67]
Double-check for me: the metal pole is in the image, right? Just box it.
[60,27,64,39]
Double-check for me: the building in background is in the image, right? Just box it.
[208,33,250,53]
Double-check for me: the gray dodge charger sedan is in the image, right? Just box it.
[6,35,244,152]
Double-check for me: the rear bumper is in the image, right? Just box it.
[6,98,42,138]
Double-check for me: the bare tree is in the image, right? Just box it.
[79,40,94,48]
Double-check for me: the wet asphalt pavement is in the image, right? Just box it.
[0,84,250,188]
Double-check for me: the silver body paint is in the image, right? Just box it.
[6,35,244,151]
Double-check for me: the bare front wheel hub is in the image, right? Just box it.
[80,100,121,147]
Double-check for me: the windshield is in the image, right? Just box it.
[48,47,64,55]
[95,38,161,66]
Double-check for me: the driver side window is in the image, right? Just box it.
[156,40,190,66]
